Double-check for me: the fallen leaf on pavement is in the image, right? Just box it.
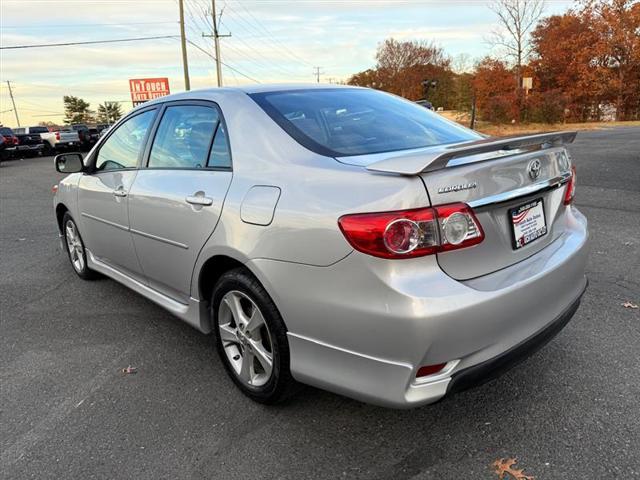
[121,366,137,375]
[492,457,534,480]
[622,301,638,309]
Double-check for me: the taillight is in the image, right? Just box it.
[434,203,484,252]
[55,131,60,141]
[563,165,576,205]
[13,137,19,145]
[338,203,484,259]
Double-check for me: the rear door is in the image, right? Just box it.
[420,147,573,279]
[77,108,157,280]
[128,101,233,303]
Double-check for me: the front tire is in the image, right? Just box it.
[211,268,299,404]
[62,213,98,280]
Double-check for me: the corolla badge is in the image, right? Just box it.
[528,159,542,180]
[437,182,477,194]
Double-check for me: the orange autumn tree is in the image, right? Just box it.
[586,0,640,120]
[472,57,518,122]
[348,38,455,107]
[531,0,640,121]
[530,12,603,121]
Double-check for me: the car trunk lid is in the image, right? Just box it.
[360,132,576,280]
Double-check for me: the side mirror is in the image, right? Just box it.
[55,153,84,173]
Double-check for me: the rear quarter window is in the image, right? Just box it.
[250,88,481,157]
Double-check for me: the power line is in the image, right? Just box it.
[1,35,179,50]
[185,39,261,83]
[221,40,305,79]
[212,2,311,72]
[1,21,178,29]
[181,0,306,81]
[184,0,266,86]
[227,0,313,67]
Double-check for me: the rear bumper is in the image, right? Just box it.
[446,282,585,396]
[249,206,589,408]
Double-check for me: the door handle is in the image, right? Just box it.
[113,187,127,198]
[186,194,213,206]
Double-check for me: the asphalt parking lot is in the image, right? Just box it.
[1,127,639,479]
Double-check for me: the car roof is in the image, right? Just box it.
[136,83,364,111]
[233,83,358,94]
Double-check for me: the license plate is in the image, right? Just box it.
[510,198,547,249]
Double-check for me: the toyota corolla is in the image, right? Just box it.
[53,85,588,408]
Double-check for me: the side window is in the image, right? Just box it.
[148,105,219,169]
[208,122,231,168]
[96,109,155,171]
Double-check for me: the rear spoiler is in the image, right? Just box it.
[365,131,577,175]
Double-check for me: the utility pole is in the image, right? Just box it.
[178,0,191,91]
[203,0,231,87]
[313,67,324,83]
[6,81,20,127]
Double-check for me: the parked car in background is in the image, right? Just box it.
[40,129,80,152]
[52,85,588,408]
[0,132,10,161]
[415,99,434,110]
[12,128,46,157]
[84,128,100,149]
[14,126,50,136]
[96,123,111,133]
[14,126,76,154]
[0,127,19,159]
[98,125,112,138]
[69,124,94,151]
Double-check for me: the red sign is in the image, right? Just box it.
[129,78,170,106]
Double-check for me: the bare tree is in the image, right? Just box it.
[375,38,449,76]
[488,0,545,119]
[489,0,545,69]
[452,53,474,74]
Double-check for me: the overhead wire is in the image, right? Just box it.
[230,0,314,67]
[0,35,179,50]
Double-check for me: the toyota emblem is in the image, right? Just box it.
[528,159,542,180]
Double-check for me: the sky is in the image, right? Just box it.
[0,0,575,126]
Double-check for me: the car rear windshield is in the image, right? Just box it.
[0,127,14,135]
[250,88,481,157]
[29,127,49,133]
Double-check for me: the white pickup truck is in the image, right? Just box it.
[15,126,80,152]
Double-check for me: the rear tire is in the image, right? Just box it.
[62,212,99,280]
[211,268,299,404]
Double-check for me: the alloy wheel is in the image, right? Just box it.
[218,290,274,387]
[65,220,85,273]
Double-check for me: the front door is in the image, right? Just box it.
[78,108,157,279]
[128,103,233,303]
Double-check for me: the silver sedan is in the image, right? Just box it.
[53,85,588,408]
